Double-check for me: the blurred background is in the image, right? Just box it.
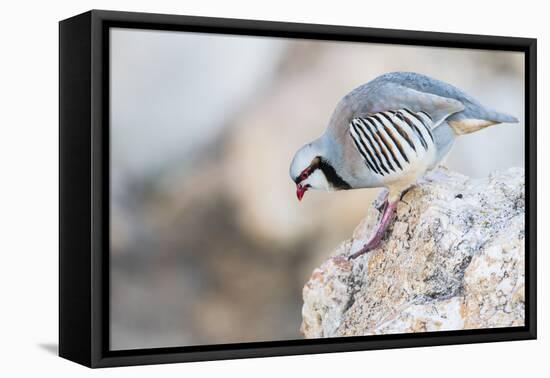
[109,28,524,350]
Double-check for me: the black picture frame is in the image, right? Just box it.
[59,9,537,368]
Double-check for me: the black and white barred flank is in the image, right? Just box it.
[349,109,436,177]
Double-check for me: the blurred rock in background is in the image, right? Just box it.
[110,29,524,350]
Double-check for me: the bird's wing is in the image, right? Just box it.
[348,109,437,178]
[355,80,517,135]
[359,84,465,128]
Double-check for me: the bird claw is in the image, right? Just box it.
[347,250,366,260]
[348,200,398,260]
[373,188,389,213]
[348,240,379,260]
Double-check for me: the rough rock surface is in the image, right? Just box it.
[301,167,525,338]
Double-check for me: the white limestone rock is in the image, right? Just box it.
[301,167,525,338]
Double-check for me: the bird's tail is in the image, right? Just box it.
[488,110,519,124]
[448,109,519,135]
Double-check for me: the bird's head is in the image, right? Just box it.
[289,141,332,201]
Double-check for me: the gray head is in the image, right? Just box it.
[289,137,351,201]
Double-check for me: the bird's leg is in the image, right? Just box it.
[348,200,398,260]
[373,188,389,212]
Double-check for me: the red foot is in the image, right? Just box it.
[348,200,397,260]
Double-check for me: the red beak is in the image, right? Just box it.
[296,183,308,201]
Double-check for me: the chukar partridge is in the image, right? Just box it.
[289,71,518,259]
